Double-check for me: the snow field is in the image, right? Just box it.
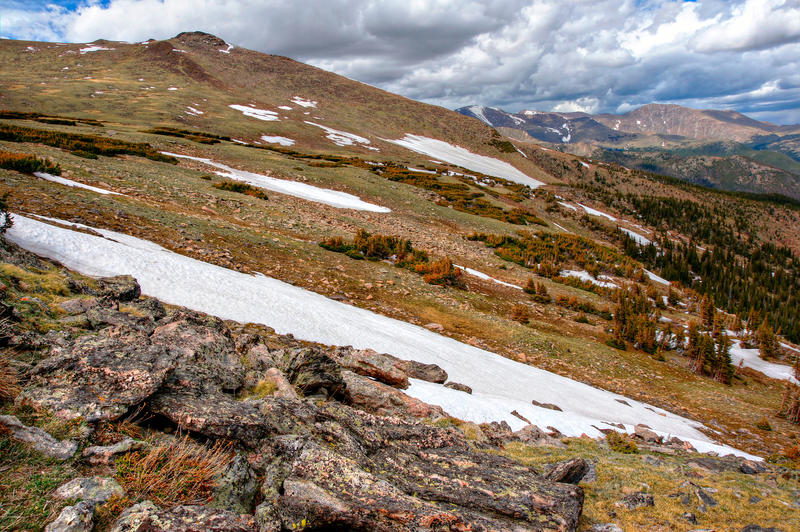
[260,135,295,146]
[384,134,543,188]
[454,265,521,289]
[164,152,389,212]
[6,215,756,459]
[560,269,618,289]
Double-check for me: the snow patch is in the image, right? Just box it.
[383,134,543,188]
[5,215,757,460]
[454,265,521,290]
[229,104,279,121]
[560,270,618,289]
[557,201,578,211]
[577,202,617,221]
[730,339,797,384]
[219,44,234,54]
[33,172,122,196]
[260,135,295,147]
[79,46,114,54]
[291,96,317,108]
[278,106,293,111]
[186,106,204,116]
[580,161,590,169]
[164,152,388,212]
[467,105,492,126]
[305,121,370,147]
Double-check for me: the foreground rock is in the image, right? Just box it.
[110,501,256,532]
[7,271,584,531]
[0,415,77,460]
[45,501,94,532]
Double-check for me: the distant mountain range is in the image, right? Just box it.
[458,103,800,198]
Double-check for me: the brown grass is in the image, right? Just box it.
[0,354,21,401]
[113,434,232,508]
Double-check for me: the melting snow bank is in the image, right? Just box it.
[454,265,521,289]
[576,202,617,221]
[164,152,389,213]
[79,46,114,54]
[229,104,279,121]
[6,214,757,460]
[383,134,544,188]
[33,172,122,196]
[560,269,618,289]
[730,339,798,384]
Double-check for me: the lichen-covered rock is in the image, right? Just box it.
[544,458,590,485]
[617,492,654,510]
[54,476,124,504]
[444,381,472,393]
[211,454,259,514]
[109,501,256,532]
[271,347,348,400]
[329,346,410,388]
[0,415,77,460]
[44,500,94,532]
[57,297,99,315]
[341,370,446,419]
[19,326,173,422]
[97,275,140,302]
[150,311,244,391]
[514,424,567,448]
[395,358,448,383]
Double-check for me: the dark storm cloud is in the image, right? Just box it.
[2,0,799,123]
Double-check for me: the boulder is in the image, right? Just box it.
[57,298,99,315]
[262,368,300,400]
[544,458,591,484]
[531,399,563,411]
[109,501,256,532]
[0,415,77,460]
[479,420,514,446]
[513,424,566,448]
[271,347,347,400]
[44,501,94,532]
[341,370,446,419]
[329,347,409,388]
[97,275,140,302]
[444,381,472,394]
[395,358,448,383]
[54,477,124,504]
[617,492,654,510]
[20,326,173,422]
[634,424,662,443]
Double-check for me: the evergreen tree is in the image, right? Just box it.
[758,319,779,359]
[700,296,715,330]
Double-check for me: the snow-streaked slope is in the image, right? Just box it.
[731,339,797,384]
[6,215,756,459]
[33,172,122,196]
[383,134,543,188]
[164,152,389,213]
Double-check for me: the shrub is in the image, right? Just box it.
[510,304,529,324]
[575,312,590,324]
[606,431,638,453]
[0,193,12,235]
[143,127,230,144]
[0,123,176,163]
[213,180,268,200]
[0,149,61,175]
[756,416,773,431]
[415,258,464,287]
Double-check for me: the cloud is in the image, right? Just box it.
[2,0,799,124]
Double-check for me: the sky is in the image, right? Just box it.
[2,0,800,124]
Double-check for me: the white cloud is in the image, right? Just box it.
[3,0,799,123]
